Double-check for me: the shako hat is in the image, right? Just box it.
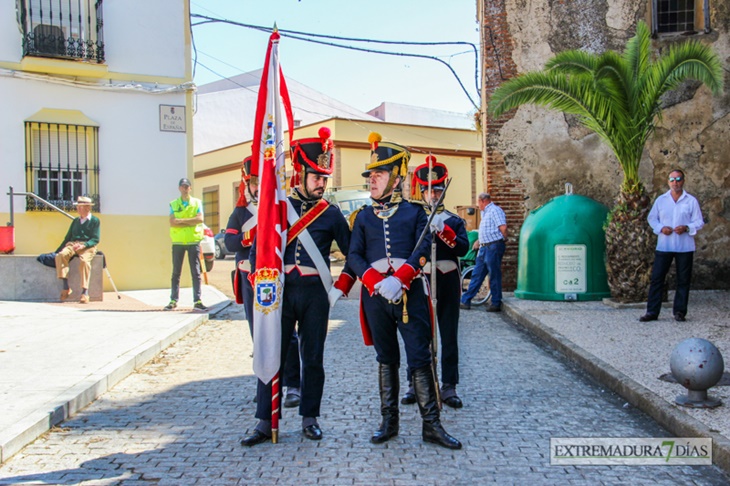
[236,149,258,207]
[290,126,335,180]
[361,132,410,178]
[241,153,258,183]
[412,155,448,198]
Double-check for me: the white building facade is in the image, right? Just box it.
[0,0,194,290]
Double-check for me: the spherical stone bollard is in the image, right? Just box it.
[670,338,724,408]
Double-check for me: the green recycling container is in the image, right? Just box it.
[515,191,610,301]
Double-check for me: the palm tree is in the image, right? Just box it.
[488,21,723,302]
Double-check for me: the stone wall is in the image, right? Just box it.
[479,0,730,290]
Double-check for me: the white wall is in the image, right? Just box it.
[0,75,188,215]
[104,0,188,78]
[0,0,23,62]
[0,0,188,78]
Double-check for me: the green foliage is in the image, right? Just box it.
[488,21,723,194]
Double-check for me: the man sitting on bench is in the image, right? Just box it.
[55,196,100,304]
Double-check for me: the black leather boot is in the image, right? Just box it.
[371,363,399,444]
[412,365,462,450]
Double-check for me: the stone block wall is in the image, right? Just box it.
[0,255,104,302]
[478,0,730,290]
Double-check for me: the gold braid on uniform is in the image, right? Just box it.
[348,206,365,230]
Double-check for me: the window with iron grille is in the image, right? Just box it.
[18,0,105,63]
[652,0,711,35]
[25,122,100,212]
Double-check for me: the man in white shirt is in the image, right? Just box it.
[640,169,704,322]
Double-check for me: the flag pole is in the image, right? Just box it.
[250,25,293,445]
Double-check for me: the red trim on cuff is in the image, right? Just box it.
[438,225,457,248]
[225,228,239,235]
[362,268,384,295]
[334,272,355,296]
[242,227,257,246]
[393,264,418,290]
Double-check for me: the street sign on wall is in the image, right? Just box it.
[159,105,186,132]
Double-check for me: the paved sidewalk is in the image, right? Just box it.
[1,285,729,476]
[502,289,730,472]
[0,286,230,464]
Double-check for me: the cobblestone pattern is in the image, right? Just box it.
[0,300,728,485]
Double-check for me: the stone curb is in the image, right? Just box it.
[504,302,730,474]
[0,300,231,465]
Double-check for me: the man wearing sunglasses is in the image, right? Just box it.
[640,169,704,322]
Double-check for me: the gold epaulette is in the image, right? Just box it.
[348,205,366,230]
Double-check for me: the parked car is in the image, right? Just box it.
[200,225,215,272]
[214,230,231,259]
[324,189,371,218]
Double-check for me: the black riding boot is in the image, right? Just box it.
[412,365,462,450]
[371,363,399,444]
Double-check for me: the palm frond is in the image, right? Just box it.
[546,50,598,75]
[488,18,722,193]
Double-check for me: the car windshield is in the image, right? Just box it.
[338,198,371,217]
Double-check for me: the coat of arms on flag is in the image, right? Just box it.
[254,268,281,313]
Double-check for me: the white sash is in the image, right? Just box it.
[285,200,334,292]
[241,203,258,233]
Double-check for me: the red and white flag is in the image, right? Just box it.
[251,29,294,386]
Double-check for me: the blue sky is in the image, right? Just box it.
[190,0,481,115]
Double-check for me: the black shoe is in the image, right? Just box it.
[675,313,686,322]
[443,396,463,409]
[459,302,471,310]
[371,418,399,444]
[284,391,301,408]
[401,391,416,405]
[303,424,323,441]
[423,422,462,450]
[240,430,270,447]
[639,313,658,322]
[193,301,208,311]
[486,305,501,312]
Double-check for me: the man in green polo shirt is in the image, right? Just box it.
[55,196,100,304]
[166,178,207,311]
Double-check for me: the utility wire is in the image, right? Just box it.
[190,14,480,110]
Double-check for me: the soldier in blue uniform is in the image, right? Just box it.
[401,157,469,409]
[224,155,301,408]
[348,132,461,450]
[241,127,355,446]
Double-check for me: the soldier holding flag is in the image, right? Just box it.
[348,133,462,450]
[241,127,355,446]
[224,154,302,407]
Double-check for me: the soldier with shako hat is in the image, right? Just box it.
[347,132,462,449]
[241,127,355,446]
[223,153,303,409]
[400,156,469,409]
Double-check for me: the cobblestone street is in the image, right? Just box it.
[0,298,728,485]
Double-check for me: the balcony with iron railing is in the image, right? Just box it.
[18,0,104,63]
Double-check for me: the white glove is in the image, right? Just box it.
[327,287,344,308]
[430,218,445,233]
[430,212,447,233]
[374,276,403,302]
